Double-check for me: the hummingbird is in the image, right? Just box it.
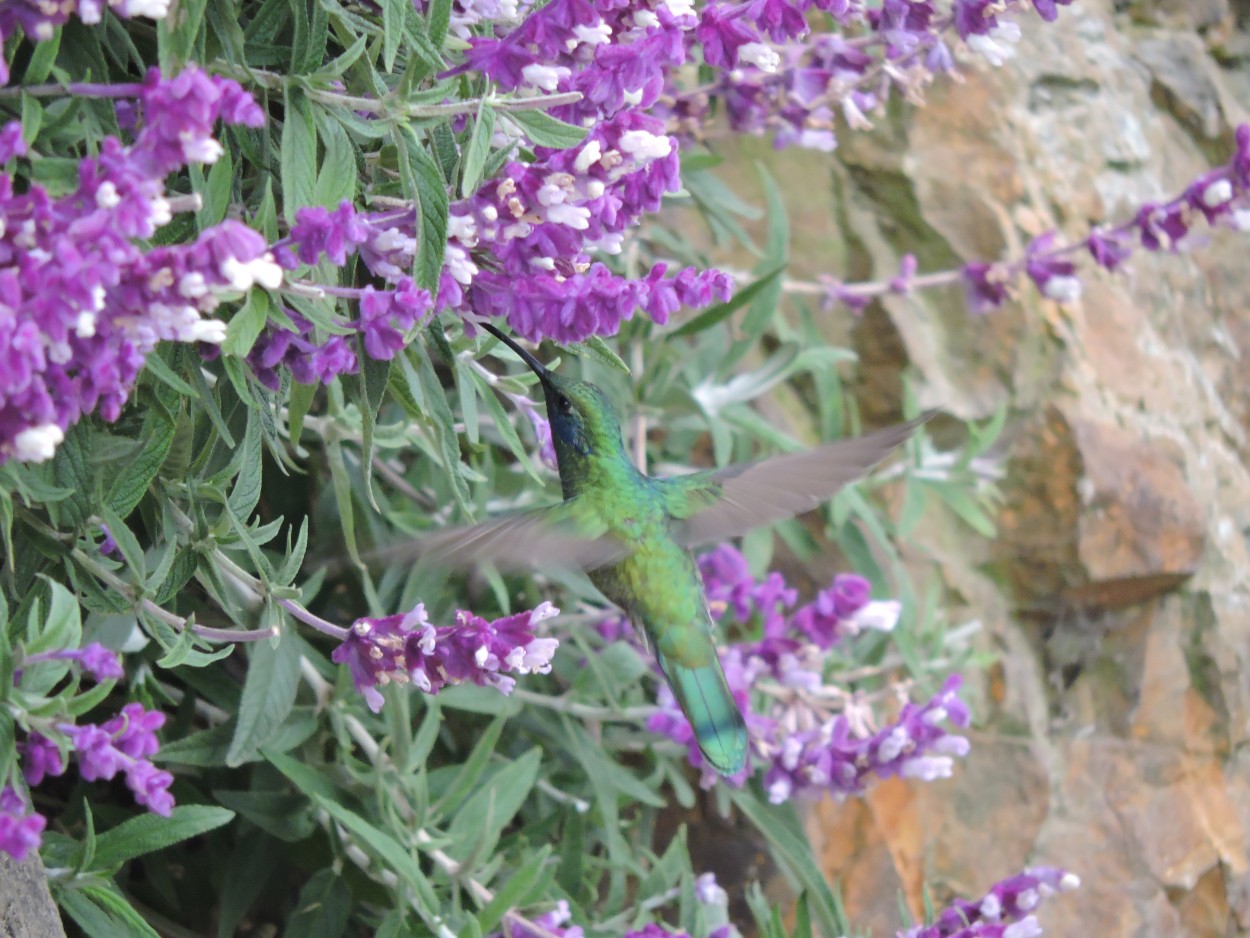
[384,323,931,776]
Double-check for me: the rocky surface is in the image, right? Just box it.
[793,1,1250,935]
[0,854,64,938]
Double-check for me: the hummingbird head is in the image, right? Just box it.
[479,323,626,475]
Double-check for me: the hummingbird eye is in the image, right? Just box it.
[556,394,575,416]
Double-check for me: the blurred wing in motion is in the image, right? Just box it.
[665,412,935,548]
[361,498,628,572]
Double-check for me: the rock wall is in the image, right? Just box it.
[794,1,1250,935]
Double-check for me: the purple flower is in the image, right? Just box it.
[57,704,175,816]
[1023,232,1081,302]
[333,602,561,711]
[489,899,586,938]
[962,262,1012,315]
[16,641,124,683]
[21,733,66,786]
[900,866,1080,938]
[99,524,120,557]
[645,546,971,797]
[1087,228,1131,271]
[0,787,46,863]
[1136,201,1189,252]
[0,72,273,464]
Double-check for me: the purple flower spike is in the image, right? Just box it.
[900,865,1080,938]
[21,733,66,786]
[59,704,175,816]
[0,787,46,863]
[962,262,1012,315]
[1087,228,1131,271]
[332,602,561,711]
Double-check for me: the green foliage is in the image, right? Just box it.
[0,4,1005,937]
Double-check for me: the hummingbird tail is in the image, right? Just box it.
[655,649,749,776]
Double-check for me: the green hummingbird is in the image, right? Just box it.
[385,323,930,776]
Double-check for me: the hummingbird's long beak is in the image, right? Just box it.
[479,321,552,382]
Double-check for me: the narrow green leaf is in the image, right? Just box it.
[98,507,146,583]
[282,868,352,938]
[460,99,496,197]
[505,108,588,150]
[446,747,541,863]
[24,29,61,84]
[729,789,845,938]
[287,379,316,446]
[395,126,450,293]
[314,111,358,207]
[381,0,405,72]
[223,289,272,359]
[313,796,429,894]
[227,412,264,520]
[426,0,452,47]
[90,806,235,870]
[226,634,301,766]
[57,885,161,938]
[142,350,199,398]
[477,845,552,933]
[106,406,176,517]
[357,351,390,513]
[413,342,470,512]
[281,86,318,224]
[200,147,234,228]
[51,422,95,528]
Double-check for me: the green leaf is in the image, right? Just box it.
[505,108,588,150]
[226,634,301,766]
[282,868,352,938]
[476,845,552,933]
[24,28,61,84]
[395,125,450,293]
[98,506,146,583]
[90,806,236,870]
[287,379,316,446]
[460,99,496,197]
[264,749,348,804]
[314,111,358,207]
[314,796,433,900]
[729,789,847,938]
[200,147,234,228]
[51,422,96,528]
[214,789,315,843]
[357,351,390,513]
[227,412,264,520]
[281,85,318,224]
[413,341,470,512]
[446,747,540,864]
[562,335,631,375]
[223,289,272,359]
[57,885,162,938]
[426,0,452,47]
[381,0,405,72]
[106,406,176,517]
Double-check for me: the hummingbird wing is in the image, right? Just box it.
[664,412,934,548]
[360,498,630,572]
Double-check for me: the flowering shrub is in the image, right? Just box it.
[0,0,1239,934]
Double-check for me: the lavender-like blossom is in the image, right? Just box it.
[487,898,708,938]
[18,642,124,683]
[0,787,46,863]
[643,545,971,798]
[0,68,273,464]
[899,866,1080,938]
[19,705,176,818]
[332,602,561,711]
